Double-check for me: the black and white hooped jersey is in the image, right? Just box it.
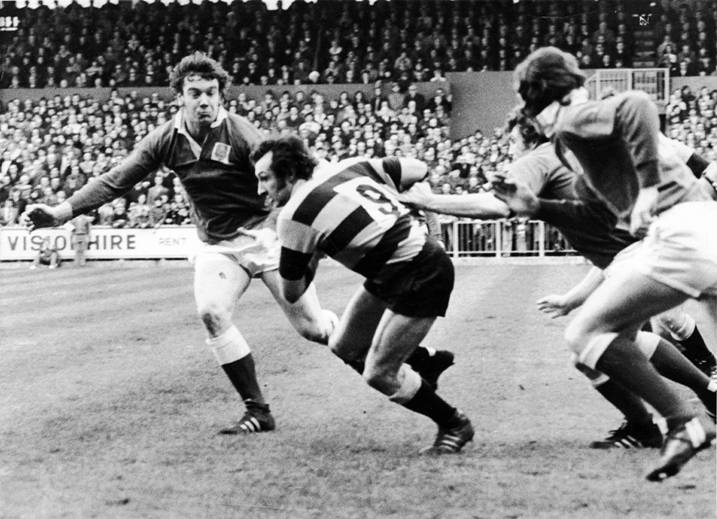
[277,158,427,281]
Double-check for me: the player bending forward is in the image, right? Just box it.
[512,46,717,481]
[400,109,716,452]
[251,136,474,454]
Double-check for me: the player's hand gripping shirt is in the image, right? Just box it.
[277,158,427,282]
[65,108,268,243]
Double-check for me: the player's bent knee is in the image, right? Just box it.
[197,303,233,337]
[565,317,619,370]
[564,318,589,354]
[653,308,694,341]
[363,364,395,394]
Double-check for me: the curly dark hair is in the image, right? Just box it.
[169,52,231,97]
[505,105,548,148]
[513,47,585,118]
[251,135,319,182]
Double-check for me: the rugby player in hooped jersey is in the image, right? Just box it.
[21,52,342,434]
[511,47,717,481]
[251,135,475,454]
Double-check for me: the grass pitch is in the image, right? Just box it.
[1,262,714,518]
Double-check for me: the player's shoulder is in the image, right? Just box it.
[511,143,557,176]
[225,111,260,131]
[140,118,175,147]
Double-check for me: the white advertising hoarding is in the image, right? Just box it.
[0,226,202,260]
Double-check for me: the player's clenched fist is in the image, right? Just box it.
[21,202,72,231]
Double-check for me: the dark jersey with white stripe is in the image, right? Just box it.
[277,158,426,281]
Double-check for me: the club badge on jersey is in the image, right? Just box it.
[211,142,232,164]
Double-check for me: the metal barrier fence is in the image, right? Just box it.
[438,219,577,258]
[585,68,669,104]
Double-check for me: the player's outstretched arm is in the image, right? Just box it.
[398,182,510,218]
[21,201,73,231]
[536,266,605,318]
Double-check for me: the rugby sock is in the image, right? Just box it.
[404,345,436,372]
[221,354,267,406]
[402,380,459,428]
[649,338,716,414]
[594,379,653,426]
[343,358,365,374]
[340,346,436,377]
[595,336,694,428]
[677,327,716,374]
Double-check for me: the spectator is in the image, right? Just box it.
[69,213,92,267]
[403,83,426,112]
[30,237,61,269]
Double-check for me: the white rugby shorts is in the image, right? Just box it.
[609,201,717,298]
[192,212,280,278]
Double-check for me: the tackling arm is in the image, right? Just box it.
[22,129,163,230]
[398,182,511,218]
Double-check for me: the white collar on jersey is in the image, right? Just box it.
[534,87,589,138]
[173,107,228,158]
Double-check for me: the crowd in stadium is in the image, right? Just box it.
[1,0,717,229]
[0,82,481,227]
[0,0,715,90]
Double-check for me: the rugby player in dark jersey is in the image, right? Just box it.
[511,47,716,481]
[400,108,716,453]
[23,53,338,434]
[251,135,474,454]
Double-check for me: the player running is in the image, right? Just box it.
[399,108,717,451]
[251,135,474,454]
[512,46,717,481]
[20,52,452,435]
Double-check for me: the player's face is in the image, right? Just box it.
[508,127,529,159]
[179,75,221,127]
[254,152,293,206]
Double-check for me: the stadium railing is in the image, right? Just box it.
[438,219,576,259]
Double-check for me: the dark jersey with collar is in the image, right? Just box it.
[66,109,268,243]
[553,91,708,224]
[515,136,713,269]
[509,142,634,269]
